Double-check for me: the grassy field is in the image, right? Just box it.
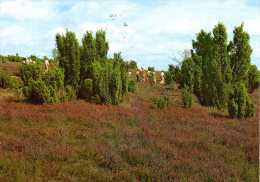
[0,62,259,181]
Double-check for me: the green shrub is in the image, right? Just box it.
[228,98,239,118]
[182,85,194,108]
[128,60,138,70]
[165,71,174,85]
[24,79,50,104]
[110,64,123,104]
[81,79,93,101]
[247,64,259,93]
[228,82,255,118]
[20,63,41,86]
[181,57,195,90]
[22,67,67,104]
[42,68,66,103]
[245,98,255,117]
[0,71,14,89]
[65,85,76,101]
[148,66,155,71]
[128,79,136,93]
[6,54,24,62]
[152,95,170,109]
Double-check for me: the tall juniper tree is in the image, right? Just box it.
[96,30,109,61]
[56,30,80,90]
[228,23,252,84]
[81,31,96,81]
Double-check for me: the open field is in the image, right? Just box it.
[0,76,259,181]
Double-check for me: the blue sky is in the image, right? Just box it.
[0,0,259,70]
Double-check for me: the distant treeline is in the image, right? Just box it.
[0,54,52,63]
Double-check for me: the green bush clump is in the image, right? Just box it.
[247,64,260,93]
[81,79,93,101]
[148,66,155,71]
[165,71,174,85]
[23,79,51,104]
[65,85,76,101]
[23,67,67,104]
[152,95,170,109]
[0,71,15,89]
[20,63,41,86]
[228,82,255,118]
[128,79,136,93]
[128,60,138,70]
[182,85,194,108]
[42,68,66,103]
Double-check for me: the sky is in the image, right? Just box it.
[0,0,259,70]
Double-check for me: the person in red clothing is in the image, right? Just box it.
[140,68,146,82]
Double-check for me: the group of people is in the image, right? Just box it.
[128,68,165,85]
[22,57,35,64]
[22,57,50,72]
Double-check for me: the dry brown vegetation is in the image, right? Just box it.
[0,61,259,181]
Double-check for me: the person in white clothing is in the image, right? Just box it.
[45,59,50,71]
[160,71,165,84]
[128,71,132,78]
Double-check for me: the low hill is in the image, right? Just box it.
[0,70,258,181]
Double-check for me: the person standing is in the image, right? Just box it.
[45,59,50,72]
[160,71,165,84]
[128,71,132,78]
[153,70,157,84]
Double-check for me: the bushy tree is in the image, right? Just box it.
[96,30,109,61]
[128,60,138,70]
[0,71,18,89]
[193,30,218,106]
[20,62,41,86]
[128,79,136,93]
[213,22,232,83]
[165,71,174,85]
[247,64,259,92]
[148,66,155,71]
[81,79,93,101]
[181,85,194,108]
[212,23,232,109]
[42,67,66,103]
[23,79,51,104]
[56,30,80,90]
[110,64,123,104]
[191,53,203,102]
[228,82,255,118]
[228,23,252,83]
[65,85,76,101]
[53,29,129,105]
[81,31,96,81]
[186,22,256,117]
[23,67,66,104]
[181,57,195,90]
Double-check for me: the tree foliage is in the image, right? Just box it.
[56,30,81,90]
[228,82,255,118]
[181,22,257,118]
[246,64,259,93]
[228,23,252,83]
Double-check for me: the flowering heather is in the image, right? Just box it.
[0,82,258,181]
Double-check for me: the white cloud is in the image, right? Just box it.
[0,0,53,20]
[244,18,260,36]
[47,27,66,38]
[0,0,259,69]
